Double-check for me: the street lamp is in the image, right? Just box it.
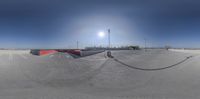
[144,38,147,52]
[76,41,79,49]
[108,29,111,48]
[107,29,113,58]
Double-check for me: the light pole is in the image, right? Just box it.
[144,38,147,52]
[108,29,111,48]
[76,41,79,49]
[107,29,113,58]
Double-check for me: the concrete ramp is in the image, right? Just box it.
[45,52,76,59]
[19,52,108,87]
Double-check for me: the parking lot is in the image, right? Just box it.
[0,49,199,99]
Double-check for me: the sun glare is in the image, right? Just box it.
[98,32,105,38]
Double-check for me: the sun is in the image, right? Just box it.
[98,32,105,38]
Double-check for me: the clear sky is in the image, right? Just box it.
[0,0,200,48]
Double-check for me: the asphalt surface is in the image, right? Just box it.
[0,49,200,99]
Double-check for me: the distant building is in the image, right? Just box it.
[128,46,140,50]
[85,45,140,50]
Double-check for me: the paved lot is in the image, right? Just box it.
[0,49,200,99]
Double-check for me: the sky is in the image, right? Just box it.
[0,0,200,48]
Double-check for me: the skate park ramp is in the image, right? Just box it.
[19,51,108,86]
[0,49,200,99]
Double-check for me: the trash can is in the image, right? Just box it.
[107,51,113,58]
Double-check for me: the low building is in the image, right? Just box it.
[85,46,140,50]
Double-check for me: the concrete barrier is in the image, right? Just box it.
[169,49,200,54]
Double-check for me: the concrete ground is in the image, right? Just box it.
[0,49,200,99]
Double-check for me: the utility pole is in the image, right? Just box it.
[108,29,111,48]
[76,41,79,49]
[107,29,113,58]
[144,38,147,52]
